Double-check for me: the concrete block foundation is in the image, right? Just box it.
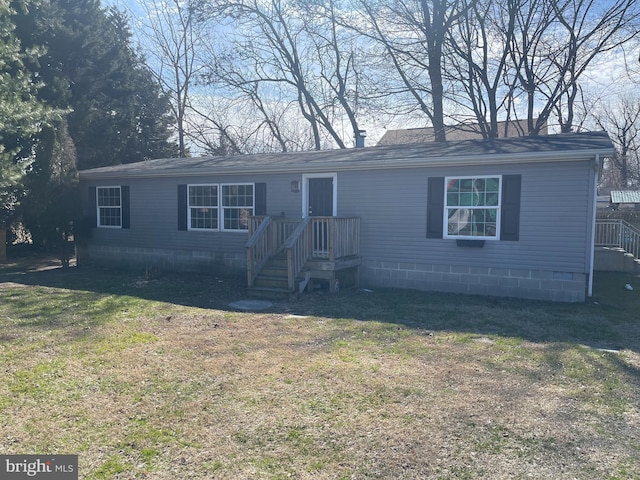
[361,259,586,302]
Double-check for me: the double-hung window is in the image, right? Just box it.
[444,176,501,239]
[188,185,218,230]
[221,184,253,231]
[186,183,254,231]
[97,186,122,228]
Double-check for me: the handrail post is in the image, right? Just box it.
[284,216,312,291]
[246,249,254,287]
[618,219,623,248]
[328,217,335,261]
[245,216,273,287]
[287,247,295,291]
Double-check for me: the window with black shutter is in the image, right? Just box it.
[427,175,521,241]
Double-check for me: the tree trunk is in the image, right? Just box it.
[0,228,6,263]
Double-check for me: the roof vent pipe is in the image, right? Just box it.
[355,129,367,148]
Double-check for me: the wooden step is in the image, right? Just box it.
[260,265,288,277]
[264,256,288,268]
[253,274,289,290]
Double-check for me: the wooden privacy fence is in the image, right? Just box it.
[595,219,640,259]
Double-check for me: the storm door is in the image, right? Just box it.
[305,176,335,257]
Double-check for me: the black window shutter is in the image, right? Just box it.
[500,174,521,241]
[426,177,445,238]
[88,186,97,228]
[255,182,267,216]
[178,184,187,231]
[121,186,130,229]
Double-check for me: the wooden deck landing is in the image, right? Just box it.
[246,216,360,295]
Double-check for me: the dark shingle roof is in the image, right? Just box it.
[79,131,614,180]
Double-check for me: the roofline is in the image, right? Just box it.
[78,146,615,181]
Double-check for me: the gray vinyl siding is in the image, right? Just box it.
[336,158,594,274]
[79,131,611,301]
[83,174,305,261]
[81,157,595,276]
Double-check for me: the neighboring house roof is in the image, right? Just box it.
[79,131,614,180]
[610,190,640,204]
[377,119,548,146]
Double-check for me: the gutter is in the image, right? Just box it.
[588,153,600,298]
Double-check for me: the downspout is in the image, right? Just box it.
[588,153,600,298]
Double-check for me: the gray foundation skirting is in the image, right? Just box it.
[361,259,586,303]
[83,245,246,275]
[82,246,586,302]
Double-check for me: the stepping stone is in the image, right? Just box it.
[229,299,273,311]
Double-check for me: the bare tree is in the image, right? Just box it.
[186,87,317,154]
[342,0,472,142]
[510,0,640,134]
[132,0,640,152]
[203,49,307,153]
[593,96,640,188]
[437,0,640,138]
[307,0,364,146]
[447,0,519,138]
[196,0,365,151]
[135,0,206,157]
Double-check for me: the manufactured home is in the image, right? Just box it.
[78,131,614,302]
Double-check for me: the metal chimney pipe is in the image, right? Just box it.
[355,129,367,148]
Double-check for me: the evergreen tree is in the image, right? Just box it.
[20,119,79,263]
[7,0,176,260]
[0,0,53,227]
[13,0,178,170]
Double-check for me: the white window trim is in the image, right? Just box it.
[187,184,219,232]
[187,183,255,232]
[220,183,255,232]
[96,186,122,229]
[443,175,502,240]
[301,173,338,218]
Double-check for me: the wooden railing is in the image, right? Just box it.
[246,216,305,286]
[310,217,360,260]
[247,216,360,290]
[595,219,640,259]
[246,216,273,287]
[248,216,300,248]
[284,217,312,290]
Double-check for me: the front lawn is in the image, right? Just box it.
[0,261,639,479]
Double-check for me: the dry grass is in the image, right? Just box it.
[0,257,639,479]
